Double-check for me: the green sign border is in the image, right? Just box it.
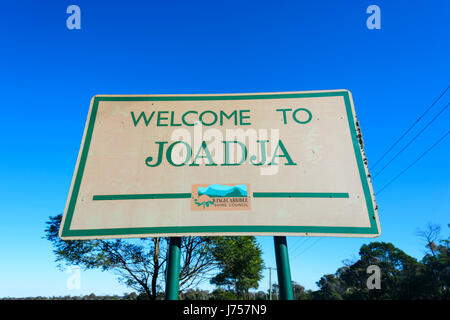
[60,91,379,238]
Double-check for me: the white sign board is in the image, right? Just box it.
[59,90,381,239]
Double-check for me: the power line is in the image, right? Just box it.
[376,131,449,195]
[290,238,310,256]
[292,238,323,260]
[290,238,306,252]
[289,237,304,252]
[292,238,322,260]
[371,86,449,170]
[373,102,449,178]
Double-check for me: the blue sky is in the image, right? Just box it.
[0,0,449,297]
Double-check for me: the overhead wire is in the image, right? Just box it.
[289,238,310,256]
[376,131,449,195]
[292,238,322,260]
[371,86,449,170]
[373,102,449,178]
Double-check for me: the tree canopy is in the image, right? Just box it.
[45,214,448,300]
[45,215,265,300]
[209,236,264,298]
[45,214,216,299]
[312,224,449,300]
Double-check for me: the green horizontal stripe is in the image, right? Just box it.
[93,193,192,200]
[95,91,345,102]
[253,192,349,198]
[93,192,349,201]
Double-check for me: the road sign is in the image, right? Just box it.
[59,90,381,239]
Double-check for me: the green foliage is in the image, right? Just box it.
[45,214,216,300]
[252,291,268,300]
[338,242,422,299]
[209,288,238,300]
[45,214,448,301]
[181,289,211,300]
[1,292,138,300]
[291,281,305,300]
[312,224,449,300]
[313,274,345,300]
[210,236,264,298]
[419,224,450,299]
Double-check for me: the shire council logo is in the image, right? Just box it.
[191,184,251,211]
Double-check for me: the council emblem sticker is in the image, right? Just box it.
[191,184,251,211]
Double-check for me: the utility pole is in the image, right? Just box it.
[264,267,276,300]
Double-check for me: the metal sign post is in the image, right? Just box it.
[274,236,294,300]
[165,237,182,300]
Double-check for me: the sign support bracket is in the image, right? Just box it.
[274,236,294,300]
[165,236,182,300]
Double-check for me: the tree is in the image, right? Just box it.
[417,223,450,299]
[292,281,311,300]
[182,288,210,300]
[339,242,423,300]
[313,274,346,300]
[210,236,264,299]
[312,242,426,300]
[210,288,237,300]
[416,223,442,255]
[45,214,216,300]
[253,291,267,300]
